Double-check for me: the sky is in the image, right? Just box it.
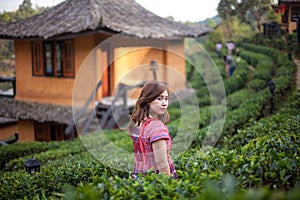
[0,0,219,22]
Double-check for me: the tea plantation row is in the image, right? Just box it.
[1,90,298,199]
[0,41,299,199]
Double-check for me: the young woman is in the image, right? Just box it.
[128,81,177,179]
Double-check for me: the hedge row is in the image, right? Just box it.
[0,40,298,199]
[1,90,295,199]
[0,141,77,170]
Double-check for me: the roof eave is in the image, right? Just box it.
[0,28,211,41]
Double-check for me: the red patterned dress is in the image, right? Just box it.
[129,118,178,179]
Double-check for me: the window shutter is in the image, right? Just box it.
[63,40,75,77]
[32,42,44,76]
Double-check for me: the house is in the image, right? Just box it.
[272,0,300,34]
[0,0,211,142]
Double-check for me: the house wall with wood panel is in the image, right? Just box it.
[0,121,34,142]
[0,123,18,141]
[14,35,99,106]
[14,35,186,107]
[113,39,186,99]
[279,2,300,34]
[164,40,186,92]
[18,120,35,142]
[288,4,297,34]
[14,40,75,105]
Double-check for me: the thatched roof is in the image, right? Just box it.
[0,117,17,126]
[0,97,72,124]
[0,0,212,40]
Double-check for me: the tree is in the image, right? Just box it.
[15,0,35,20]
[217,0,239,39]
[266,8,281,23]
[0,0,44,60]
[239,0,273,33]
[206,19,217,29]
[0,12,11,23]
[209,16,254,45]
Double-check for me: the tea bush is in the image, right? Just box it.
[1,41,299,199]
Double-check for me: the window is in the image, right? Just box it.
[32,40,74,78]
[32,42,44,75]
[34,122,76,141]
[56,42,63,76]
[291,6,300,22]
[34,122,48,141]
[63,40,74,77]
[44,42,54,76]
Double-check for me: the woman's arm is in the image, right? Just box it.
[152,139,170,176]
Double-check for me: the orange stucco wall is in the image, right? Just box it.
[14,40,75,105]
[113,40,186,97]
[289,22,297,34]
[114,47,166,85]
[17,120,35,142]
[14,34,107,106]
[0,120,34,142]
[14,35,186,107]
[0,123,18,141]
[10,33,187,142]
[165,40,186,91]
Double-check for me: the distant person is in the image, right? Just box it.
[223,54,236,77]
[128,81,178,179]
[226,41,235,54]
[216,42,222,58]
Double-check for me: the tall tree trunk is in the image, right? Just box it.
[256,14,262,34]
[257,20,261,33]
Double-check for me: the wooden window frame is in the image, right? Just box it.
[44,42,54,76]
[32,42,44,76]
[63,40,75,77]
[34,122,73,141]
[34,123,50,141]
[291,6,300,22]
[32,40,75,78]
[55,42,63,77]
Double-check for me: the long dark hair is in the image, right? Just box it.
[129,81,170,129]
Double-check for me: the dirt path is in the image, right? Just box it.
[293,58,300,90]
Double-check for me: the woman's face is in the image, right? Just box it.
[149,90,168,116]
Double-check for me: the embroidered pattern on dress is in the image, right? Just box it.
[129,118,178,179]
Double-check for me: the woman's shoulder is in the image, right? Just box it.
[143,118,167,133]
[144,118,170,141]
[145,118,165,126]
